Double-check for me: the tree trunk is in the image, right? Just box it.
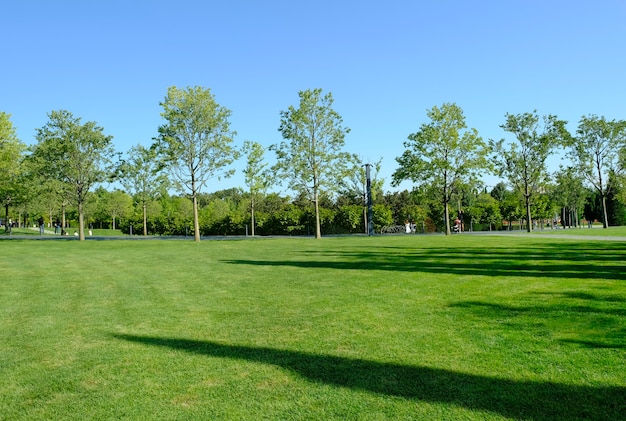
[314,196,321,239]
[601,194,609,228]
[525,195,532,233]
[61,204,66,236]
[78,201,85,241]
[193,194,200,242]
[143,202,148,236]
[597,161,608,228]
[251,201,255,237]
[444,202,450,235]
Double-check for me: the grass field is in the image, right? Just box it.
[1,234,624,420]
[530,225,626,237]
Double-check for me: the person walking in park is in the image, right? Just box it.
[453,216,461,233]
[38,217,45,236]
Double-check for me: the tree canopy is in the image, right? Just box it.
[4,97,626,237]
[490,111,568,232]
[0,112,26,229]
[393,103,489,235]
[242,140,273,236]
[273,88,352,239]
[119,144,168,235]
[32,110,116,240]
[155,86,238,242]
[569,115,626,228]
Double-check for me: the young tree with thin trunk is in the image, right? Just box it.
[273,88,352,239]
[552,166,588,228]
[106,189,133,230]
[490,111,568,233]
[242,141,273,236]
[155,86,238,242]
[32,110,116,241]
[568,115,626,228]
[119,144,168,235]
[393,103,489,235]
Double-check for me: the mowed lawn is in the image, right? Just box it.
[1,235,624,420]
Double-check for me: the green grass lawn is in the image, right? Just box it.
[1,235,624,420]
[530,225,626,237]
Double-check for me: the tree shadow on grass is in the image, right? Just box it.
[221,242,626,280]
[450,299,626,349]
[353,241,626,265]
[112,333,625,420]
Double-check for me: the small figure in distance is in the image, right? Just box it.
[453,217,461,234]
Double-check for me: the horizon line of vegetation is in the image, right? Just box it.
[2,89,625,239]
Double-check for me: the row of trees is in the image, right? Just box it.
[392,103,626,234]
[1,87,373,241]
[8,172,624,238]
[1,89,626,241]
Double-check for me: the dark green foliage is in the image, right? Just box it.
[607,190,626,226]
[333,205,364,234]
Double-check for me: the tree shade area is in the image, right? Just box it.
[2,94,626,237]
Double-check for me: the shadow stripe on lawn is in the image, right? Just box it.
[113,333,625,421]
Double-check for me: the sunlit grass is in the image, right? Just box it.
[530,225,626,237]
[0,235,624,420]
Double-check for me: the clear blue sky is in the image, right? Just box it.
[3,0,625,193]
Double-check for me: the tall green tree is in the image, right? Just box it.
[37,180,63,229]
[103,189,133,230]
[490,182,509,202]
[42,178,72,234]
[0,112,26,230]
[490,111,568,232]
[273,88,352,239]
[381,190,420,225]
[451,179,485,232]
[32,110,116,240]
[242,140,273,236]
[119,144,168,235]
[606,174,626,226]
[155,86,238,242]
[393,103,489,235]
[468,192,502,231]
[155,193,193,235]
[568,115,626,228]
[530,190,556,229]
[552,166,588,228]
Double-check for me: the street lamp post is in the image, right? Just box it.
[364,163,374,236]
